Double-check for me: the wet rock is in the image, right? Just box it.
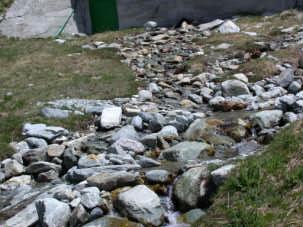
[82,216,143,227]
[22,123,68,142]
[112,125,140,142]
[218,20,240,33]
[25,161,61,174]
[41,107,70,119]
[4,159,25,178]
[80,187,102,209]
[160,141,211,162]
[145,169,170,184]
[47,144,65,158]
[87,171,138,191]
[178,208,206,225]
[110,138,145,156]
[173,166,211,210]
[69,204,89,227]
[252,110,283,129]
[36,198,71,227]
[100,107,122,129]
[275,69,294,88]
[89,207,104,220]
[221,80,250,97]
[211,164,236,186]
[115,185,165,226]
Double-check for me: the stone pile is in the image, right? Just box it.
[1,17,303,226]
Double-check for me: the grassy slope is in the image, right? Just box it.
[198,122,303,226]
[0,31,141,159]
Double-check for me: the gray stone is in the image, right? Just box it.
[260,87,287,100]
[36,198,71,227]
[148,82,160,93]
[22,123,68,141]
[145,169,170,184]
[63,147,78,170]
[276,69,294,88]
[41,107,70,119]
[218,20,240,33]
[136,156,161,168]
[100,107,122,129]
[0,175,32,191]
[47,144,65,158]
[188,94,203,104]
[252,110,283,129]
[115,185,165,226]
[87,171,138,191]
[292,100,303,113]
[200,87,213,101]
[82,216,143,227]
[4,159,25,178]
[37,169,59,182]
[138,90,153,101]
[78,154,108,168]
[112,125,140,142]
[144,21,158,31]
[160,141,211,162]
[198,19,224,31]
[288,81,301,94]
[283,112,298,123]
[233,140,261,157]
[173,166,210,210]
[131,116,143,131]
[25,161,61,174]
[25,137,48,149]
[221,80,250,97]
[211,164,236,186]
[69,204,89,227]
[4,202,39,227]
[89,207,104,220]
[232,73,248,83]
[157,125,179,140]
[65,164,141,183]
[80,187,102,209]
[183,119,208,141]
[179,208,206,225]
[110,138,145,156]
[22,148,47,164]
[140,133,158,148]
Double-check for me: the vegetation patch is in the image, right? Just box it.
[0,35,139,159]
[198,121,303,226]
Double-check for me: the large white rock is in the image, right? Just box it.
[115,185,165,226]
[253,110,283,129]
[219,20,240,33]
[100,107,122,129]
[36,198,71,227]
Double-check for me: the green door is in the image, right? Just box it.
[89,0,119,33]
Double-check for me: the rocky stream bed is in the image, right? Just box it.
[1,16,303,227]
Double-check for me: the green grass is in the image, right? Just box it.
[0,34,139,159]
[197,122,303,226]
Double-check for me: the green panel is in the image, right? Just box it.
[89,0,119,33]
